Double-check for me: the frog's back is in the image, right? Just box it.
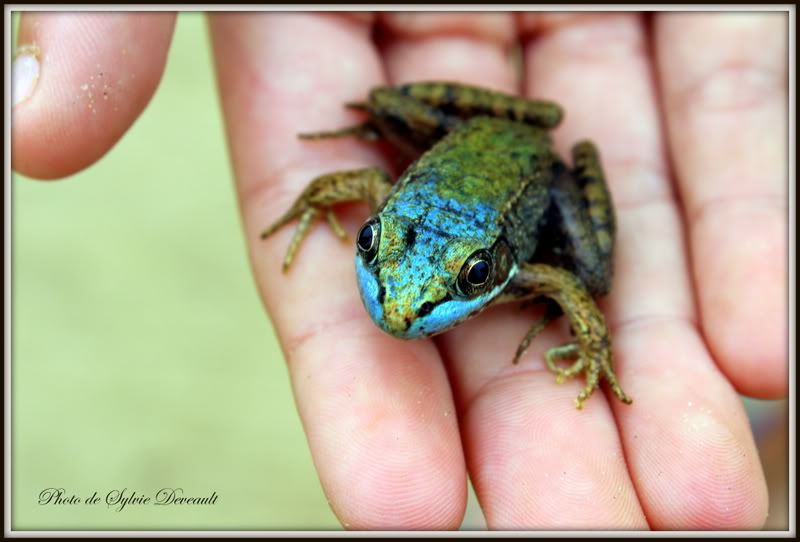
[382,117,555,258]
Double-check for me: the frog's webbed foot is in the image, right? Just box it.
[543,341,632,410]
[497,263,632,409]
[260,168,392,272]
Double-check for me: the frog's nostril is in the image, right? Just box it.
[418,302,434,317]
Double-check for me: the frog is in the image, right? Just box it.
[261,82,631,409]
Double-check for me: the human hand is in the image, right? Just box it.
[13,11,786,530]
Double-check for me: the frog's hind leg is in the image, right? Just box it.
[543,343,583,383]
[496,262,632,409]
[260,167,392,272]
[573,141,615,267]
[572,141,617,296]
[393,82,564,129]
[535,141,615,298]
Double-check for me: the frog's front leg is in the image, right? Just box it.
[260,168,392,272]
[496,263,632,409]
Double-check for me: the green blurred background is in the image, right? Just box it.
[10,11,788,531]
[11,12,345,530]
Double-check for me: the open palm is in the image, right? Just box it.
[13,11,787,530]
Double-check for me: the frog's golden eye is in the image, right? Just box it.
[356,218,381,264]
[456,249,493,297]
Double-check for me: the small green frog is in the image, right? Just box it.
[262,82,631,409]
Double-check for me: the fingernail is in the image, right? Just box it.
[13,44,40,106]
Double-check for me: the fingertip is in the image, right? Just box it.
[12,12,176,179]
[612,321,770,530]
[694,200,788,400]
[290,330,468,530]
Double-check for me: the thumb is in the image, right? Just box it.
[12,12,176,179]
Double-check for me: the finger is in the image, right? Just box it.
[209,13,465,529]
[378,12,644,528]
[12,12,176,179]
[654,13,788,398]
[378,12,519,90]
[521,13,767,528]
[444,308,648,528]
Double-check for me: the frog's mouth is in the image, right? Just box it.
[379,292,455,340]
[401,292,494,339]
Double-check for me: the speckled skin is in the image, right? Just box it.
[262,82,631,409]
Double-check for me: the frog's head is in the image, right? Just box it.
[355,213,517,339]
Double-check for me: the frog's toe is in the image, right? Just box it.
[259,197,323,273]
[574,360,602,409]
[543,343,581,380]
[260,202,304,240]
[298,120,380,142]
[602,363,633,405]
[512,305,562,365]
[279,207,323,272]
[325,210,348,241]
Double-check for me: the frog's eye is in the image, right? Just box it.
[456,249,493,297]
[356,218,381,264]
